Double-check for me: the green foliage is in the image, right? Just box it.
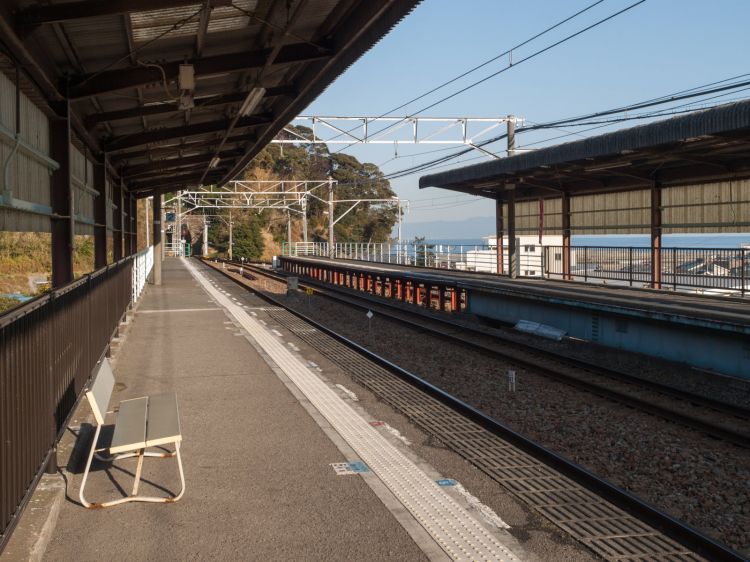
[208,215,265,260]
[233,221,264,260]
[0,296,21,313]
[76,236,94,258]
[208,220,228,254]
[249,125,399,244]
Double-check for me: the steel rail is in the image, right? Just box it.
[201,257,746,562]
[217,259,750,448]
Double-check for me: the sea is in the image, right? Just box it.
[418,233,750,249]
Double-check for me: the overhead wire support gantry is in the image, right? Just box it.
[273,116,523,158]
[164,180,408,255]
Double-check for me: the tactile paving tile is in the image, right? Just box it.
[187,260,520,562]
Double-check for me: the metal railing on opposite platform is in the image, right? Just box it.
[0,246,154,552]
[282,241,749,297]
[544,245,749,297]
[282,241,543,276]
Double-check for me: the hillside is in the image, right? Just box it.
[206,126,399,261]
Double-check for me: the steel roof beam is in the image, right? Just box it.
[84,86,295,129]
[217,0,418,186]
[104,114,270,152]
[15,0,232,27]
[129,169,225,191]
[121,150,242,177]
[67,43,332,99]
[109,132,257,163]
[125,163,221,183]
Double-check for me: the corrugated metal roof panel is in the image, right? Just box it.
[420,99,750,190]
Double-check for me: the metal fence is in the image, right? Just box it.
[0,247,153,549]
[544,246,749,296]
[283,241,543,275]
[282,241,749,297]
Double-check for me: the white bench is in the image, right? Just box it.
[79,359,185,508]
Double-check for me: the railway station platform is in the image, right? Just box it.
[279,256,750,379]
[4,257,607,562]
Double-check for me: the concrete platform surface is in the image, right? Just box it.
[39,258,432,561]
[2,257,588,561]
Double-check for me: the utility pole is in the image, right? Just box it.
[228,210,233,261]
[301,195,308,243]
[506,115,516,157]
[328,176,335,258]
[287,210,292,249]
[397,199,403,265]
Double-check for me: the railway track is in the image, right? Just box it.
[200,258,746,562]
[215,259,750,450]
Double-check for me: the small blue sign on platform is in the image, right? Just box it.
[436,479,456,487]
[348,461,370,473]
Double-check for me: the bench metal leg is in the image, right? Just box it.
[80,435,186,508]
[79,425,102,509]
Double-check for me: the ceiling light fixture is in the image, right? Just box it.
[238,87,266,117]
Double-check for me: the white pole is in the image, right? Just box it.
[203,216,208,257]
[228,211,233,261]
[145,197,150,247]
[328,177,335,258]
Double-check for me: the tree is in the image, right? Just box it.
[413,236,435,267]
[246,126,399,246]
[233,221,264,260]
[208,219,228,254]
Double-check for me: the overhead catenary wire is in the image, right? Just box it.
[331,0,647,156]
[315,0,609,146]
[369,78,750,183]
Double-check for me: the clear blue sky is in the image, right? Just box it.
[301,0,750,231]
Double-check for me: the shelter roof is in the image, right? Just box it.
[1,0,420,196]
[419,100,750,201]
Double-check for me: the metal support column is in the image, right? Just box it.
[50,104,73,286]
[130,193,137,254]
[507,187,517,279]
[651,181,662,289]
[112,179,122,261]
[93,159,107,268]
[495,198,504,275]
[562,192,571,280]
[124,189,132,257]
[153,195,162,285]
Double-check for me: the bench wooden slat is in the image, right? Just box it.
[145,393,182,448]
[110,397,148,454]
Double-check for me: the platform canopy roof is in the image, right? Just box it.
[0,0,419,197]
[419,99,750,201]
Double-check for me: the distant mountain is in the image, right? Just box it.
[397,215,495,240]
